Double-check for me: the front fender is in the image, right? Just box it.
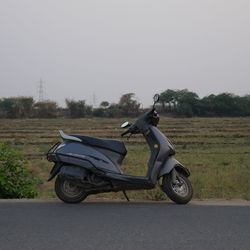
[158,157,190,178]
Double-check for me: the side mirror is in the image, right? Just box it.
[153,94,160,106]
[121,121,130,128]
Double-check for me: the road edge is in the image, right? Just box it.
[0,198,250,206]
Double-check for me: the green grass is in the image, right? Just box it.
[0,117,250,200]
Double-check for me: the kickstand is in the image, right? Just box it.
[122,190,130,202]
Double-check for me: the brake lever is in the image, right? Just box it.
[126,133,133,140]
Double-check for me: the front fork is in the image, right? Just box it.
[159,168,179,188]
[171,168,178,184]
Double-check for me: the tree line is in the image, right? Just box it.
[159,89,250,117]
[0,90,249,119]
[0,93,141,119]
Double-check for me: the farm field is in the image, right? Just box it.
[0,117,250,200]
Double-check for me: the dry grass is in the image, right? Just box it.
[0,117,250,200]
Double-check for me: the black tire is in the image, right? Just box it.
[162,172,193,204]
[55,176,88,203]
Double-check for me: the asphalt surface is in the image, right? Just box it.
[0,200,250,250]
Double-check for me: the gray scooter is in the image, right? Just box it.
[47,94,193,204]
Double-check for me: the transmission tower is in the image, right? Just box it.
[93,92,97,108]
[38,78,45,102]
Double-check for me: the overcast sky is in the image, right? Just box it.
[0,0,249,107]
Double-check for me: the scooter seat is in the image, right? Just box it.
[71,134,127,155]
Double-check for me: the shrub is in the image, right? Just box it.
[0,143,38,198]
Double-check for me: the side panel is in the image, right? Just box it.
[93,147,125,167]
[55,141,122,174]
[158,157,190,178]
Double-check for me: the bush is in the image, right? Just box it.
[93,108,104,117]
[0,143,38,198]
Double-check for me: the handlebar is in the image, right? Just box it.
[121,123,141,137]
[121,123,134,137]
[120,107,159,137]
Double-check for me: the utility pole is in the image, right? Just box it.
[38,78,45,102]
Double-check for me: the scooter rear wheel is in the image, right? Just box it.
[55,176,88,203]
[162,172,193,204]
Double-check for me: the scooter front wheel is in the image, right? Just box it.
[55,176,88,203]
[162,172,193,204]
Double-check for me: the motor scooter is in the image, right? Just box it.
[47,94,193,204]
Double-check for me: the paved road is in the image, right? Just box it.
[0,200,250,250]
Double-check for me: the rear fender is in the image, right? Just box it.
[47,162,62,181]
[158,157,190,178]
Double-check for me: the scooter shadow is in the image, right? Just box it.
[59,200,183,206]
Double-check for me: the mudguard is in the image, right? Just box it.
[158,157,190,178]
[47,162,62,181]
